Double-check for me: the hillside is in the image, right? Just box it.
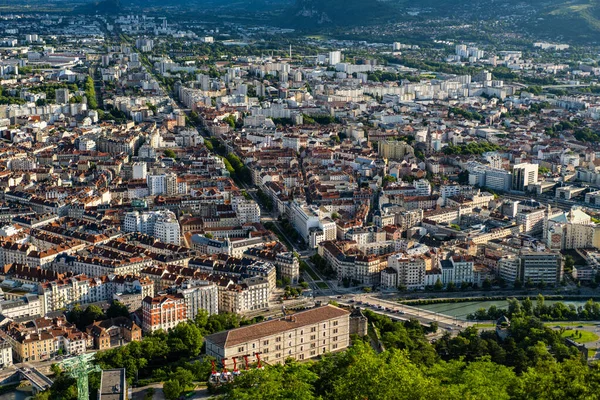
[281,0,600,43]
[284,0,397,28]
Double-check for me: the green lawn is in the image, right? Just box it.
[561,330,599,344]
[316,282,329,289]
[544,322,598,327]
[473,323,495,328]
[589,348,597,360]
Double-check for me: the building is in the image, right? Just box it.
[384,254,426,289]
[177,280,219,319]
[378,141,414,160]
[288,201,320,244]
[55,88,69,105]
[516,208,546,235]
[439,255,474,285]
[519,252,563,285]
[546,207,600,250]
[99,369,127,400]
[123,211,181,245]
[329,51,342,66]
[86,317,142,350]
[205,305,350,364]
[141,294,187,333]
[512,163,538,191]
[147,173,177,196]
[0,340,12,368]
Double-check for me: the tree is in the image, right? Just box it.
[168,322,203,356]
[434,278,443,291]
[50,364,62,377]
[221,359,318,400]
[564,255,575,273]
[106,300,129,319]
[482,278,492,290]
[514,279,523,289]
[164,149,176,159]
[172,367,194,389]
[163,379,182,400]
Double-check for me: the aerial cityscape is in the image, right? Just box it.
[0,0,598,398]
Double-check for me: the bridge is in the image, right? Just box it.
[16,366,53,393]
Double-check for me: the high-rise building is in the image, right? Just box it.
[55,88,69,105]
[123,210,181,245]
[177,280,219,318]
[512,163,538,191]
[132,162,147,180]
[328,51,342,66]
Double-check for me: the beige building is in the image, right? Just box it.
[378,140,414,160]
[205,305,351,364]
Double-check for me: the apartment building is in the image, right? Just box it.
[141,294,187,333]
[382,254,426,289]
[177,280,219,318]
[205,305,350,364]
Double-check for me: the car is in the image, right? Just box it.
[356,301,363,305]
[348,300,355,303]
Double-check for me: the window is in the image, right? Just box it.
[322,347,326,353]
[333,336,338,342]
[333,321,338,326]
[238,347,244,352]
[310,335,316,340]
[300,338,304,343]
[300,330,304,335]
[276,345,281,350]
[252,343,255,349]
[264,348,269,353]
[311,327,316,332]
[323,324,326,329]
[263,340,269,345]
[333,328,338,334]
[276,337,281,342]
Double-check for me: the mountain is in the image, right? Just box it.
[281,0,600,42]
[73,0,122,14]
[284,0,396,28]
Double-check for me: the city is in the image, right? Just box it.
[0,2,597,399]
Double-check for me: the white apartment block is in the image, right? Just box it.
[123,210,181,245]
[177,280,219,318]
[147,173,177,196]
[384,254,426,289]
[232,199,261,224]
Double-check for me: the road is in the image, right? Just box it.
[334,294,469,330]
[503,191,600,214]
